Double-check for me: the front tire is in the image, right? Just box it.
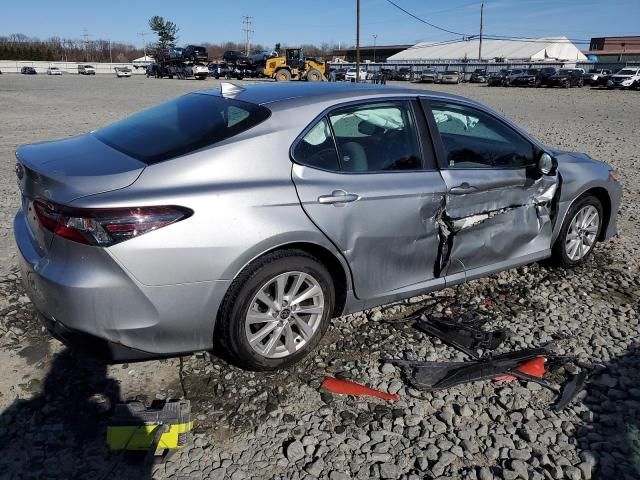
[552,194,603,267]
[217,250,335,370]
[275,69,291,81]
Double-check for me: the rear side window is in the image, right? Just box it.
[292,118,340,171]
[94,93,270,164]
[328,101,422,172]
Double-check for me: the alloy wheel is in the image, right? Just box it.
[245,271,325,359]
[565,205,599,261]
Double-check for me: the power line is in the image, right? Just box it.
[242,15,253,56]
[383,0,590,46]
[383,0,471,37]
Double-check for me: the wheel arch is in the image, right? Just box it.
[556,186,612,242]
[224,240,352,319]
[584,186,612,241]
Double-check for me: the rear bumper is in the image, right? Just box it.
[14,210,230,359]
[39,313,165,362]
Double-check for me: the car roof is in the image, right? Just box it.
[196,82,467,107]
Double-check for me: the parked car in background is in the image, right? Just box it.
[186,63,209,80]
[345,68,367,82]
[395,67,413,81]
[146,63,158,77]
[487,69,511,86]
[182,45,208,62]
[469,68,487,83]
[223,50,248,65]
[510,68,541,87]
[115,67,132,78]
[418,68,439,83]
[208,63,222,78]
[534,67,558,87]
[46,67,62,75]
[21,66,37,75]
[14,83,621,370]
[547,69,584,88]
[583,68,611,86]
[78,65,96,75]
[248,50,276,65]
[327,68,347,81]
[440,70,461,84]
[505,68,526,86]
[607,67,640,89]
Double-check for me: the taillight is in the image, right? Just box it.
[33,200,192,246]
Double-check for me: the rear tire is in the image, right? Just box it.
[217,249,335,371]
[551,194,603,268]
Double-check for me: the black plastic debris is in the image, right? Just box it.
[413,314,510,359]
[389,309,593,410]
[391,346,551,390]
[553,370,589,411]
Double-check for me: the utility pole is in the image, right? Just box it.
[242,15,254,56]
[372,34,378,63]
[82,27,89,62]
[355,0,360,83]
[109,40,112,64]
[138,32,148,58]
[478,2,484,61]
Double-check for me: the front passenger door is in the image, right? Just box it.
[423,99,558,282]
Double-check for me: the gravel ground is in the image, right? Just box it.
[0,75,638,480]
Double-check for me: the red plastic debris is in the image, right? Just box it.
[494,356,546,383]
[483,299,493,307]
[321,377,399,402]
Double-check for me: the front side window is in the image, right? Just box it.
[430,102,536,169]
[328,101,422,172]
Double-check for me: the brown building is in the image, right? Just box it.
[585,36,640,61]
[332,44,411,63]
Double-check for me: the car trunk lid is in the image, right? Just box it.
[16,133,145,252]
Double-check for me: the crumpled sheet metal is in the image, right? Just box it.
[434,175,559,277]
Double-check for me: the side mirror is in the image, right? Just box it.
[538,152,554,175]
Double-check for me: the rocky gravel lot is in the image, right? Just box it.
[0,75,638,479]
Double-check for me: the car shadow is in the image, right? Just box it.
[574,343,640,478]
[0,348,153,479]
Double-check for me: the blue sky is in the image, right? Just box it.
[1,0,639,48]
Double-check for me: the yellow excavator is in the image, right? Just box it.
[262,48,326,81]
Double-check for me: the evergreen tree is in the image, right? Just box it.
[148,16,179,53]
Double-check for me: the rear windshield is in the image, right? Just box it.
[94,93,271,164]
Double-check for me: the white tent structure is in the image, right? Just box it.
[388,37,587,63]
[132,55,154,65]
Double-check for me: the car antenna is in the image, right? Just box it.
[220,82,245,99]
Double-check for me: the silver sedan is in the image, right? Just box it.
[14,82,621,370]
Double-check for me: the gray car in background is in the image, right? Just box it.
[14,82,621,370]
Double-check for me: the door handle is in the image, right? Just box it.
[317,190,360,205]
[449,183,478,195]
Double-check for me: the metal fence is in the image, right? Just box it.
[0,60,148,74]
[328,61,640,76]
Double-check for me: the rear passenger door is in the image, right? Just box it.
[291,99,448,300]
[422,98,558,282]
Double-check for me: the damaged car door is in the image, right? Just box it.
[291,99,447,299]
[422,99,558,282]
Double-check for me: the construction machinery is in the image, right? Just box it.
[262,48,326,82]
